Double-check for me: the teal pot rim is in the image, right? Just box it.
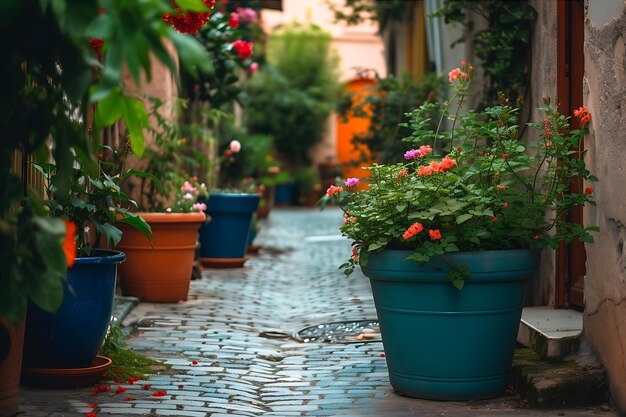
[73,249,125,265]
[361,249,539,283]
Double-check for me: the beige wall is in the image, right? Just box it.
[261,0,386,166]
[583,0,626,412]
[526,0,559,307]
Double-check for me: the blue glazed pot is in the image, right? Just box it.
[23,250,125,369]
[198,193,260,260]
[361,249,539,400]
[274,182,296,206]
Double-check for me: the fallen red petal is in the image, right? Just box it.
[142,384,152,390]
[116,386,126,393]
[87,404,97,408]
[380,353,385,357]
[191,360,198,365]
[86,413,97,417]
[152,390,167,397]
[124,396,136,402]
[178,384,184,388]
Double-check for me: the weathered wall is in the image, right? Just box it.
[526,0,559,307]
[583,0,626,412]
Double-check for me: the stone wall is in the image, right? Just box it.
[583,0,626,412]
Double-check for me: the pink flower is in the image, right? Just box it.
[326,185,344,196]
[228,12,239,28]
[192,203,207,212]
[448,68,468,83]
[232,40,253,60]
[404,149,421,160]
[351,246,359,262]
[229,140,241,153]
[248,62,258,74]
[236,7,258,24]
[345,178,360,187]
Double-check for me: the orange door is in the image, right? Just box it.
[336,78,376,186]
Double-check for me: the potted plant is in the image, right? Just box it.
[116,178,207,302]
[197,140,260,268]
[293,166,323,206]
[325,62,597,400]
[113,99,207,302]
[22,147,151,370]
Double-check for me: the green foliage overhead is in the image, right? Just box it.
[432,0,537,106]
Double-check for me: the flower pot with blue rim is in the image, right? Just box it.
[361,249,538,400]
[22,249,124,370]
[274,182,296,206]
[198,193,260,268]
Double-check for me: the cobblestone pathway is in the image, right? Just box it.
[20,208,615,416]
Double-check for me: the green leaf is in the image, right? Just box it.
[368,243,383,251]
[395,203,407,212]
[94,87,124,129]
[95,221,123,248]
[123,97,150,158]
[174,0,211,11]
[456,213,472,224]
[117,214,152,245]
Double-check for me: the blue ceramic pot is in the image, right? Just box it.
[198,193,260,260]
[23,250,124,369]
[361,249,539,400]
[274,182,296,206]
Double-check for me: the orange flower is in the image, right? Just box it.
[584,187,594,195]
[63,220,76,268]
[428,229,442,240]
[326,185,344,197]
[573,106,591,127]
[402,222,424,240]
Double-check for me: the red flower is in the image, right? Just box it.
[380,353,385,357]
[115,386,126,393]
[492,216,499,222]
[228,12,239,28]
[152,390,167,397]
[63,220,77,268]
[501,154,509,159]
[503,202,509,208]
[178,384,185,389]
[142,384,152,390]
[127,377,140,384]
[163,0,215,34]
[87,404,97,409]
[232,40,253,60]
[402,222,424,240]
[88,39,104,57]
[428,229,442,240]
[124,397,136,402]
[191,360,198,365]
[584,187,594,195]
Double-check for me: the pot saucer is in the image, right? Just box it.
[246,244,263,254]
[21,355,111,388]
[200,256,249,268]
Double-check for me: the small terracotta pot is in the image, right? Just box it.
[0,316,25,417]
[117,212,206,302]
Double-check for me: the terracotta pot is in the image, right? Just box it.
[117,212,206,302]
[0,316,25,417]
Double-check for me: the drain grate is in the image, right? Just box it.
[293,320,381,344]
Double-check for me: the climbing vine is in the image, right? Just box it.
[433,0,537,107]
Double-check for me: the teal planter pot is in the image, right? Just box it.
[198,193,260,267]
[22,250,124,369]
[361,249,538,400]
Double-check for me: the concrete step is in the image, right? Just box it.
[517,306,583,359]
[512,348,609,408]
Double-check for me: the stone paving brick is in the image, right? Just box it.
[19,208,618,417]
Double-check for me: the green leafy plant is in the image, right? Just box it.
[432,0,537,106]
[0,0,213,325]
[326,62,598,286]
[245,23,340,165]
[35,146,152,257]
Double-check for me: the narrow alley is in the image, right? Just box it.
[19,208,615,417]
